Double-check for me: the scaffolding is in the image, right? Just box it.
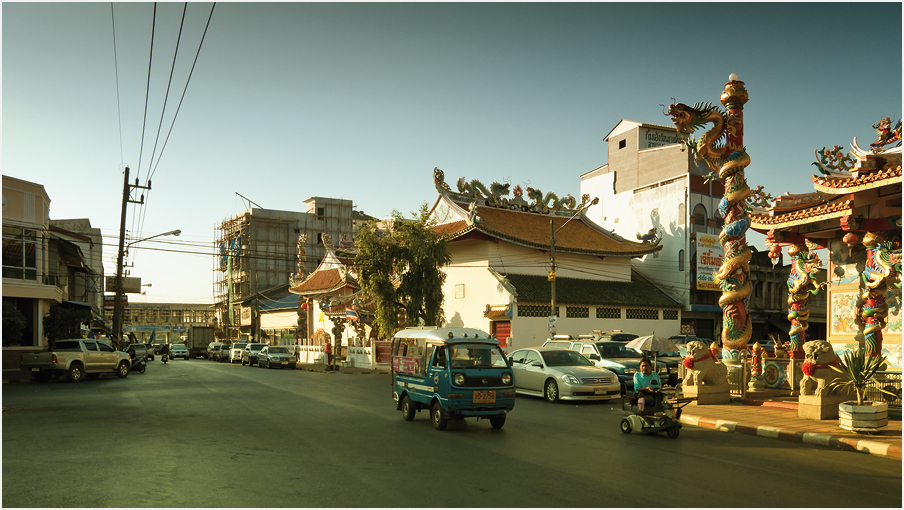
[212,200,366,341]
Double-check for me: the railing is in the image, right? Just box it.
[865,371,902,408]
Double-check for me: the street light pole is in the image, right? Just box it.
[549,196,599,328]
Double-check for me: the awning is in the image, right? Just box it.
[50,235,90,273]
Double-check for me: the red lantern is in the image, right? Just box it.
[842,233,858,246]
[301,303,308,310]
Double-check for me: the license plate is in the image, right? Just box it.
[31,368,40,372]
[473,390,496,403]
[594,387,611,395]
[281,361,288,365]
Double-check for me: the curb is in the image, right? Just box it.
[681,413,902,460]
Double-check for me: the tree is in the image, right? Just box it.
[42,305,92,349]
[355,204,451,340]
[3,300,28,346]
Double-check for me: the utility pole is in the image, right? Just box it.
[548,196,599,334]
[111,167,149,347]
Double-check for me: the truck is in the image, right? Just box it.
[186,326,215,359]
[20,338,132,383]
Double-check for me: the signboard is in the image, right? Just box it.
[240,306,252,326]
[640,127,682,149]
[696,233,723,291]
[103,295,128,308]
[375,341,392,363]
[104,276,142,294]
[548,316,557,336]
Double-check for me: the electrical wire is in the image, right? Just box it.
[110,3,125,170]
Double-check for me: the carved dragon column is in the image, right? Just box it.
[786,243,814,358]
[716,75,753,357]
[857,232,897,358]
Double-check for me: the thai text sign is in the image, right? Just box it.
[640,128,682,149]
[696,233,722,291]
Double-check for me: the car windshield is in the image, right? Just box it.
[248,344,265,351]
[608,334,638,342]
[541,350,593,367]
[596,342,643,358]
[268,347,288,354]
[449,344,508,369]
[657,350,680,357]
[173,345,186,350]
[233,344,247,350]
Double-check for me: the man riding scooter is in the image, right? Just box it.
[161,343,170,364]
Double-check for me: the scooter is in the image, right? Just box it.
[619,387,695,439]
[162,352,169,365]
[129,354,148,373]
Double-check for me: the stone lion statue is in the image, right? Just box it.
[800,340,843,397]
[683,340,728,387]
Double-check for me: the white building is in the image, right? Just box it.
[429,169,679,349]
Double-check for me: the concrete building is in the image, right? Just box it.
[102,302,215,344]
[580,120,794,343]
[429,169,678,349]
[214,198,373,342]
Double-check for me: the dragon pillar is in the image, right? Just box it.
[669,75,753,356]
[856,232,901,358]
[786,242,826,358]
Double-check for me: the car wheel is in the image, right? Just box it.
[242,359,246,366]
[490,414,506,429]
[620,419,632,434]
[401,395,416,421]
[138,364,146,374]
[67,363,84,383]
[544,379,559,403]
[430,402,448,431]
[667,426,680,439]
[116,361,130,378]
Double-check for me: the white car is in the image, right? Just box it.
[508,346,621,403]
[170,344,190,360]
[229,343,248,364]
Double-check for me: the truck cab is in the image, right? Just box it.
[391,327,516,430]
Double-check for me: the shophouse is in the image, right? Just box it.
[101,302,215,344]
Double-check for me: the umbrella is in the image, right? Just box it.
[624,334,679,368]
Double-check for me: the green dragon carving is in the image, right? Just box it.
[812,145,856,175]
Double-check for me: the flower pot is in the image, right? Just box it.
[838,401,888,432]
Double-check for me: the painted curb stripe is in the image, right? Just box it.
[681,414,901,460]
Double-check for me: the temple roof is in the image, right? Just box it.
[749,195,853,230]
[494,269,679,308]
[429,168,662,257]
[289,240,358,296]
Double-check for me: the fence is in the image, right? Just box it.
[865,371,902,408]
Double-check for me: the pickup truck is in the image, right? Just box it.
[21,338,132,383]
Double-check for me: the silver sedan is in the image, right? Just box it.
[508,347,621,403]
[258,346,297,369]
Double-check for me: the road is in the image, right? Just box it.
[3,359,901,508]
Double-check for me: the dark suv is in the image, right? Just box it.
[241,343,267,366]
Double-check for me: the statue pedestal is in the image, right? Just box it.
[798,393,848,420]
[684,384,730,405]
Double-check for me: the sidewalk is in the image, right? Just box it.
[679,397,902,460]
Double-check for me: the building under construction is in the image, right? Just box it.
[213,197,373,342]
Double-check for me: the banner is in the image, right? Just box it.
[696,233,723,291]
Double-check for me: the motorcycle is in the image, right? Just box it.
[619,387,694,439]
[128,352,148,374]
[162,352,169,365]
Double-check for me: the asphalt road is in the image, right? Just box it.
[3,359,901,508]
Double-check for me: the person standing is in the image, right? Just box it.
[324,338,332,367]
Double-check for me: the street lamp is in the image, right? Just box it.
[549,196,599,331]
[112,229,181,344]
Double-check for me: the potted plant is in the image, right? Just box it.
[825,348,896,433]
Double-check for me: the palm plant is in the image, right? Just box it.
[826,348,895,406]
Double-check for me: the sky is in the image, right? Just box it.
[3,1,902,304]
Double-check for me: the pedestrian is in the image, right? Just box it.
[324,338,332,366]
[295,341,301,363]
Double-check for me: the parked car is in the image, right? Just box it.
[207,341,225,359]
[20,338,132,382]
[170,344,190,360]
[258,346,296,369]
[242,343,267,366]
[229,343,248,364]
[508,346,621,403]
[208,344,226,362]
[141,343,155,361]
[153,343,165,355]
[542,335,662,393]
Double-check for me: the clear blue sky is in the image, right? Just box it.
[3,2,901,304]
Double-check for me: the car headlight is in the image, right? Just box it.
[561,374,579,384]
[501,373,512,385]
[625,368,638,374]
[453,373,465,386]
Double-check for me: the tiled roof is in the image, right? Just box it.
[749,196,853,230]
[289,268,356,296]
[501,270,679,307]
[811,165,902,194]
[437,205,661,257]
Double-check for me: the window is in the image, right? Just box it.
[619,139,627,149]
[663,310,679,320]
[679,249,685,271]
[317,233,323,245]
[455,284,465,299]
[2,226,39,281]
[626,308,659,320]
[596,307,620,319]
[566,306,589,318]
[517,304,556,317]
[523,350,541,365]
[678,203,685,225]
[692,204,707,233]
[316,207,325,221]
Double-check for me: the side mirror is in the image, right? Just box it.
[531,362,544,368]
[507,357,514,365]
[588,353,600,361]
